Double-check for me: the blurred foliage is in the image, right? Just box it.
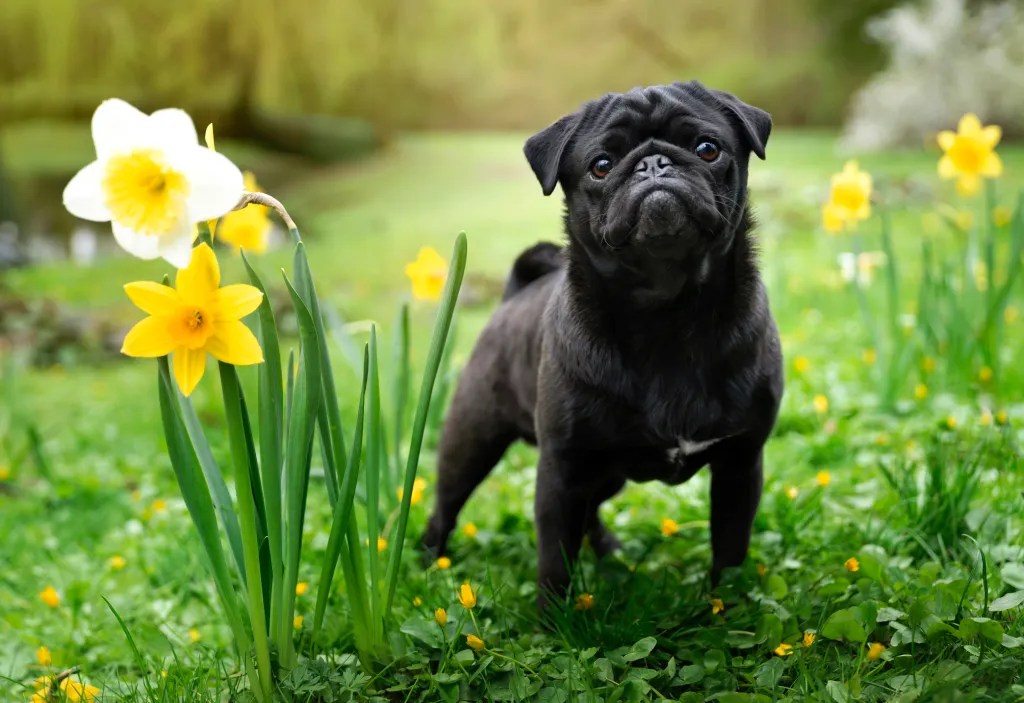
[0,0,951,131]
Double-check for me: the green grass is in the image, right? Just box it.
[4,130,1024,701]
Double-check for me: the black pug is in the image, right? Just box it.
[424,81,783,609]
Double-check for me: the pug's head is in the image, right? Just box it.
[524,81,770,288]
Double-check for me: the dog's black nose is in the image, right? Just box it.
[634,154,673,178]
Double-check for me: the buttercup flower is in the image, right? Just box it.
[938,114,1002,197]
[914,384,929,400]
[40,586,60,608]
[757,563,768,577]
[36,646,51,667]
[0,465,9,481]
[993,206,1013,228]
[413,596,423,606]
[435,608,447,627]
[575,593,595,611]
[109,555,127,570]
[711,598,724,615]
[786,486,799,500]
[996,410,1008,425]
[296,582,309,596]
[946,415,957,429]
[793,356,809,374]
[816,470,832,487]
[397,478,428,506]
[377,537,387,552]
[813,395,829,414]
[981,410,993,427]
[188,628,201,643]
[862,348,876,365]
[405,247,449,302]
[458,583,477,609]
[462,522,478,538]
[823,161,873,232]
[660,518,679,537]
[59,678,100,703]
[844,557,860,572]
[866,642,887,661]
[152,498,168,512]
[921,356,936,373]
[62,99,244,268]
[293,616,303,629]
[466,634,485,651]
[803,632,816,647]
[774,643,794,656]
[436,556,452,570]
[979,366,993,383]
[120,243,264,396]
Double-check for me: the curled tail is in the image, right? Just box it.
[502,242,564,301]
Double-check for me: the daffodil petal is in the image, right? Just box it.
[213,284,264,321]
[122,316,177,358]
[149,108,199,150]
[124,281,180,315]
[981,151,1003,178]
[980,125,1002,149]
[175,242,220,304]
[958,113,982,137]
[91,98,149,159]
[207,320,264,366]
[937,130,956,151]
[179,148,245,222]
[938,155,957,179]
[112,222,161,260]
[173,347,207,396]
[158,220,197,269]
[855,203,871,220]
[63,162,112,222]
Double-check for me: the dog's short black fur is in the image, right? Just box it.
[424,81,784,608]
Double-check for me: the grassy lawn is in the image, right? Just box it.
[3,130,1024,701]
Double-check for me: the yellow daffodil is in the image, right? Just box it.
[109,555,127,570]
[575,593,595,611]
[862,348,877,365]
[62,99,243,268]
[946,415,957,429]
[866,642,887,661]
[996,410,1008,425]
[1005,306,1018,324]
[757,563,768,577]
[397,478,428,506]
[458,583,477,609]
[938,114,1003,197]
[36,646,51,667]
[40,586,60,608]
[915,384,929,400]
[813,394,829,414]
[435,608,447,627]
[466,634,485,651]
[803,632,816,647]
[793,356,809,374]
[711,598,724,615]
[293,615,303,629]
[786,486,799,500]
[216,172,272,254]
[993,206,1013,228]
[188,628,201,643]
[981,410,993,427]
[844,557,860,572]
[816,470,832,488]
[120,243,264,396]
[296,582,309,596]
[462,522,478,538]
[774,643,794,657]
[660,518,679,537]
[436,556,452,570]
[60,678,100,703]
[823,161,873,232]
[404,247,449,302]
[413,596,423,606]
[979,366,993,383]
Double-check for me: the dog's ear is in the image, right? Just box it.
[524,113,579,196]
[711,89,771,161]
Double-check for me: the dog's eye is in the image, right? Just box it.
[695,142,720,162]
[591,157,613,178]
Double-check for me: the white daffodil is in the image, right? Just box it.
[62,99,244,269]
[838,251,886,288]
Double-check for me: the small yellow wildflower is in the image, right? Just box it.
[458,583,477,609]
[922,356,937,373]
[435,608,447,627]
[996,410,1008,425]
[786,486,799,500]
[660,518,679,537]
[946,415,957,429]
[845,557,860,573]
[377,537,387,552]
[188,628,201,643]
[405,247,449,302]
[0,465,9,481]
[757,563,768,577]
[981,410,993,426]
[914,384,928,400]
[793,356,809,374]
[993,206,1014,227]
[397,477,428,507]
[862,348,877,365]
[152,499,168,513]
[803,632,816,647]
[413,596,423,606]
[575,593,595,611]
[867,642,887,661]
[813,394,828,414]
[462,522,479,538]
[774,643,794,657]
[711,598,724,615]
[109,555,127,570]
[1005,306,1019,324]
[466,634,485,651]
[296,582,309,596]
[293,615,303,629]
[36,646,51,667]
[816,470,832,487]
[874,433,890,447]
[979,366,993,383]
[436,556,452,570]
[33,675,53,691]
[937,114,1003,197]
[59,678,101,703]
[40,586,60,608]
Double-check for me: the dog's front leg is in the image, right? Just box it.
[709,444,764,583]
[534,451,591,611]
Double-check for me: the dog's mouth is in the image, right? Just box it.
[599,185,706,250]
